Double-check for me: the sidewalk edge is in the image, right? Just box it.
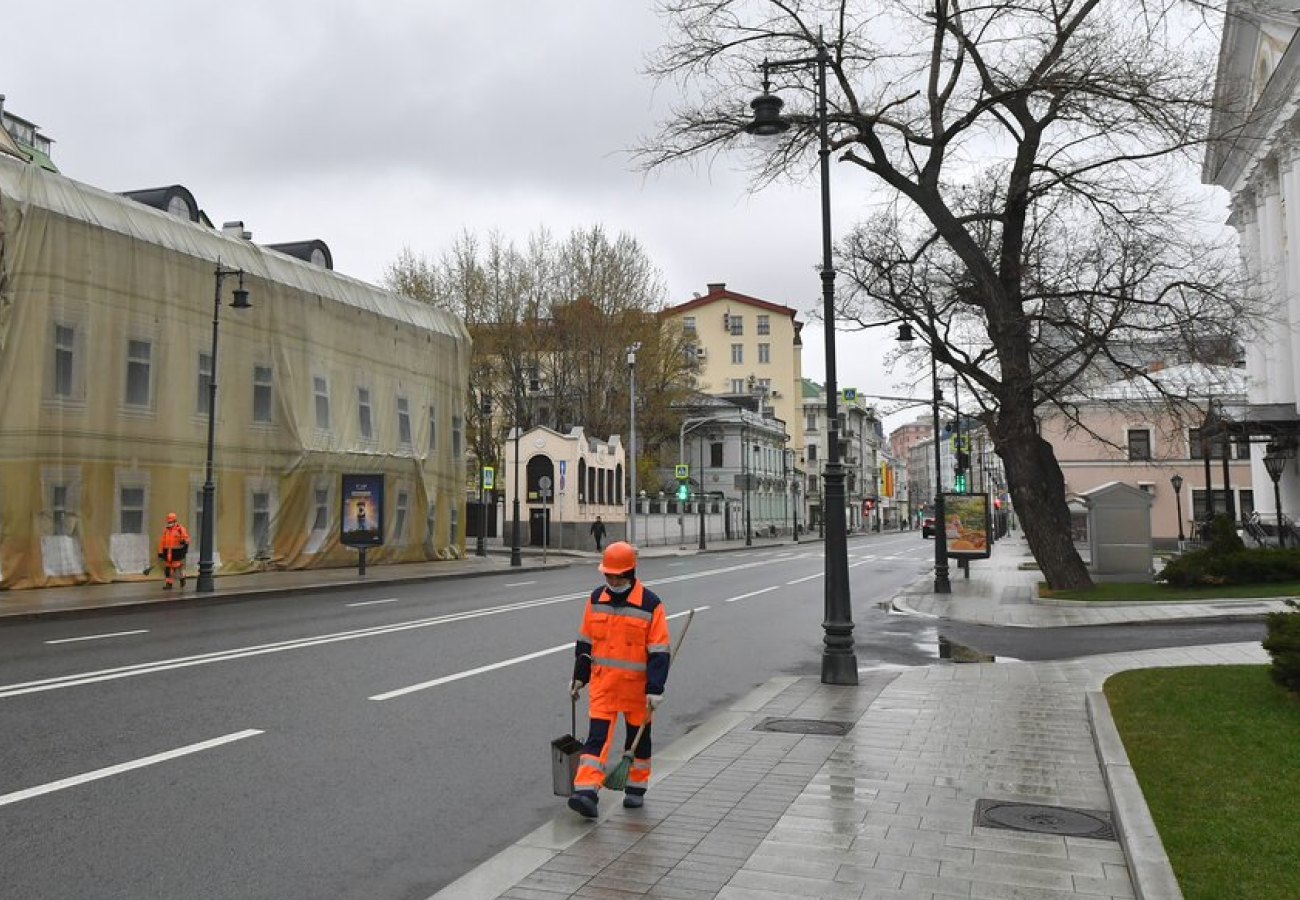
[1087,691,1185,900]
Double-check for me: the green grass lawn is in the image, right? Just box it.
[1039,580,1300,601]
[1105,666,1300,900]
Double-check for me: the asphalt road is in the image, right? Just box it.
[0,533,1264,899]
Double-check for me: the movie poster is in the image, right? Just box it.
[341,474,384,547]
[941,493,991,560]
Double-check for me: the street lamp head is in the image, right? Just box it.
[745,89,789,138]
[895,322,915,348]
[1169,472,1183,493]
[1264,450,1287,484]
[230,271,251,309]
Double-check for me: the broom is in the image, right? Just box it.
[603,608,694,791]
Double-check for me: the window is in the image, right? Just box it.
[729,314,743,336]
[452,414,463,458]
[52,484,70,537]
[313,376,331,430]
[427,404,438,452]
[1127,428,1151,461]
[312,487,329,532]
[1192,489,1234,520]
[683,316,696,333]
[119,487,145,534]
[757,378,771,395]
[53,323,77,399]
[730,378,746,394]
[757,314,770,335]
[450,506,459,544]
[357,387,374,440]
[758,343,771,364]
[805,412,818,432]
[253,365,274,424]
[397,397,413,447]
[1240,489,1256,519]
[807,444,818,462]
[711,442,724,467]
[731,344,743,364]
[197,353,213,416]
[252,491,272,557]
[125,339,153,407]
[394,490,410,543]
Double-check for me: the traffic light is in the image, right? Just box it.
[677,483,689,501]
[955,449,970,473]
[954,473,967,493]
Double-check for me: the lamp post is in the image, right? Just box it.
[747,30,857,684]
[627,342,641,544]
[197,259,251,593]
[896,322,951,593]
[1264,449,1287,548]
[475,387,492,558]
[1169,472,1185,543]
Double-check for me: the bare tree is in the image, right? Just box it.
[638,0,1256,589]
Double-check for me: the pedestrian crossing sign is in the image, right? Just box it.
[842,387,858,401]
[482,466,494,489]
[675,464,689,480]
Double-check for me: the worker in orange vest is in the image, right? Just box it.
[567,541,671,818]
[157,512,190,589]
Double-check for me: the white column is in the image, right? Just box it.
[1257,161,1292,404]
[1280,141,1300,407]
[1234,194,1266,405]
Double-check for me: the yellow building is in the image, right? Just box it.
[662,282,804,467]
[0,157,470,591]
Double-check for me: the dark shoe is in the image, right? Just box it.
[567,792,598,819]
[622,792,644,809]
[163,581,172,590]
[179,576,186,588]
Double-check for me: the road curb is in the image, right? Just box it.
[1087,691,1185,900]
[0,561,576,624]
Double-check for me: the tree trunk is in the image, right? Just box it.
[996,423,1093,591]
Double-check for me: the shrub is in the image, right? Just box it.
[1263,600,1300,693]
[1208,514,1245,555]
[1158,547,1300,588]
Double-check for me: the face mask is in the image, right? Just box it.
[605,581,632,595]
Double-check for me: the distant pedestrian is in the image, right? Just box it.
[589,516,606,551]
[157,512,190,589]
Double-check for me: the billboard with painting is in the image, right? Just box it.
[941,493,991,560]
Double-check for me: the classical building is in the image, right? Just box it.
[0,154,470,591]
[1204,2,1300,526]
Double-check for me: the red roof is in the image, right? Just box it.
[665,283,801,319]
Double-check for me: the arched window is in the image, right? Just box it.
[597,467,606,505]
[615,464,624,505]
[526,455,555,500]
[606,469,615,506]
[588,465,597,505]
[577,459,587,503]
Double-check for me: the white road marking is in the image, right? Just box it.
[504,581,536,587]
[371,644,573,701]
[1,554,810,701]
[0,729,263,808]
[373,606,713,701]
[724,586,779,603]
[786,573,822,585]
[345,597,400,607]
[44,630,149,645]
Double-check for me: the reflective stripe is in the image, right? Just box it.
[646,643,670,654]
[591,655,646,672]
[579,754,606,773]
[594,605,653,622]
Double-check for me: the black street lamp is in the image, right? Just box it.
[197,259,251,593]
[510,418,523,567]
[475,387,492,558]
[1169,472,1185,543]
[747,31,857,684]
[1264,448,1288,548]
[896,322,951,593]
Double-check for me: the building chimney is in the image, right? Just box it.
[707,282,726,293]
[222,220,252,240]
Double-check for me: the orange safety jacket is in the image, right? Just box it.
[573,580,671,715]
[158,523,190,563]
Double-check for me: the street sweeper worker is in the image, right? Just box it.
[566,541,670,818]
[157,512,190,589]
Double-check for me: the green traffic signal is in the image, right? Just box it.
[954,473,967,493]
[677,483,689,501]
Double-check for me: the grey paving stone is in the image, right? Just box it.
[727,868,870,899]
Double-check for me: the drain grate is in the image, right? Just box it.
[975,800,1116,841]
[753,717,853,736]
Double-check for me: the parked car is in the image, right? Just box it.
[922,517,936,538]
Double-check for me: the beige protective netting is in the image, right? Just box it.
[0,157,470,592]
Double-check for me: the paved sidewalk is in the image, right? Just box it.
[0,536,798,621]
[433,533,1285,900]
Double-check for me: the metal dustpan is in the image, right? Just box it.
[550,694,583,797]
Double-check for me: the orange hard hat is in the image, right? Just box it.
[166,512,177,523]
[598,541,637,574]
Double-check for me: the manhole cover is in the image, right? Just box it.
[975,800,1115,841]
[753,717,853,736]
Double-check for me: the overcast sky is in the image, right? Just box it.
[2,1,1228,435]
